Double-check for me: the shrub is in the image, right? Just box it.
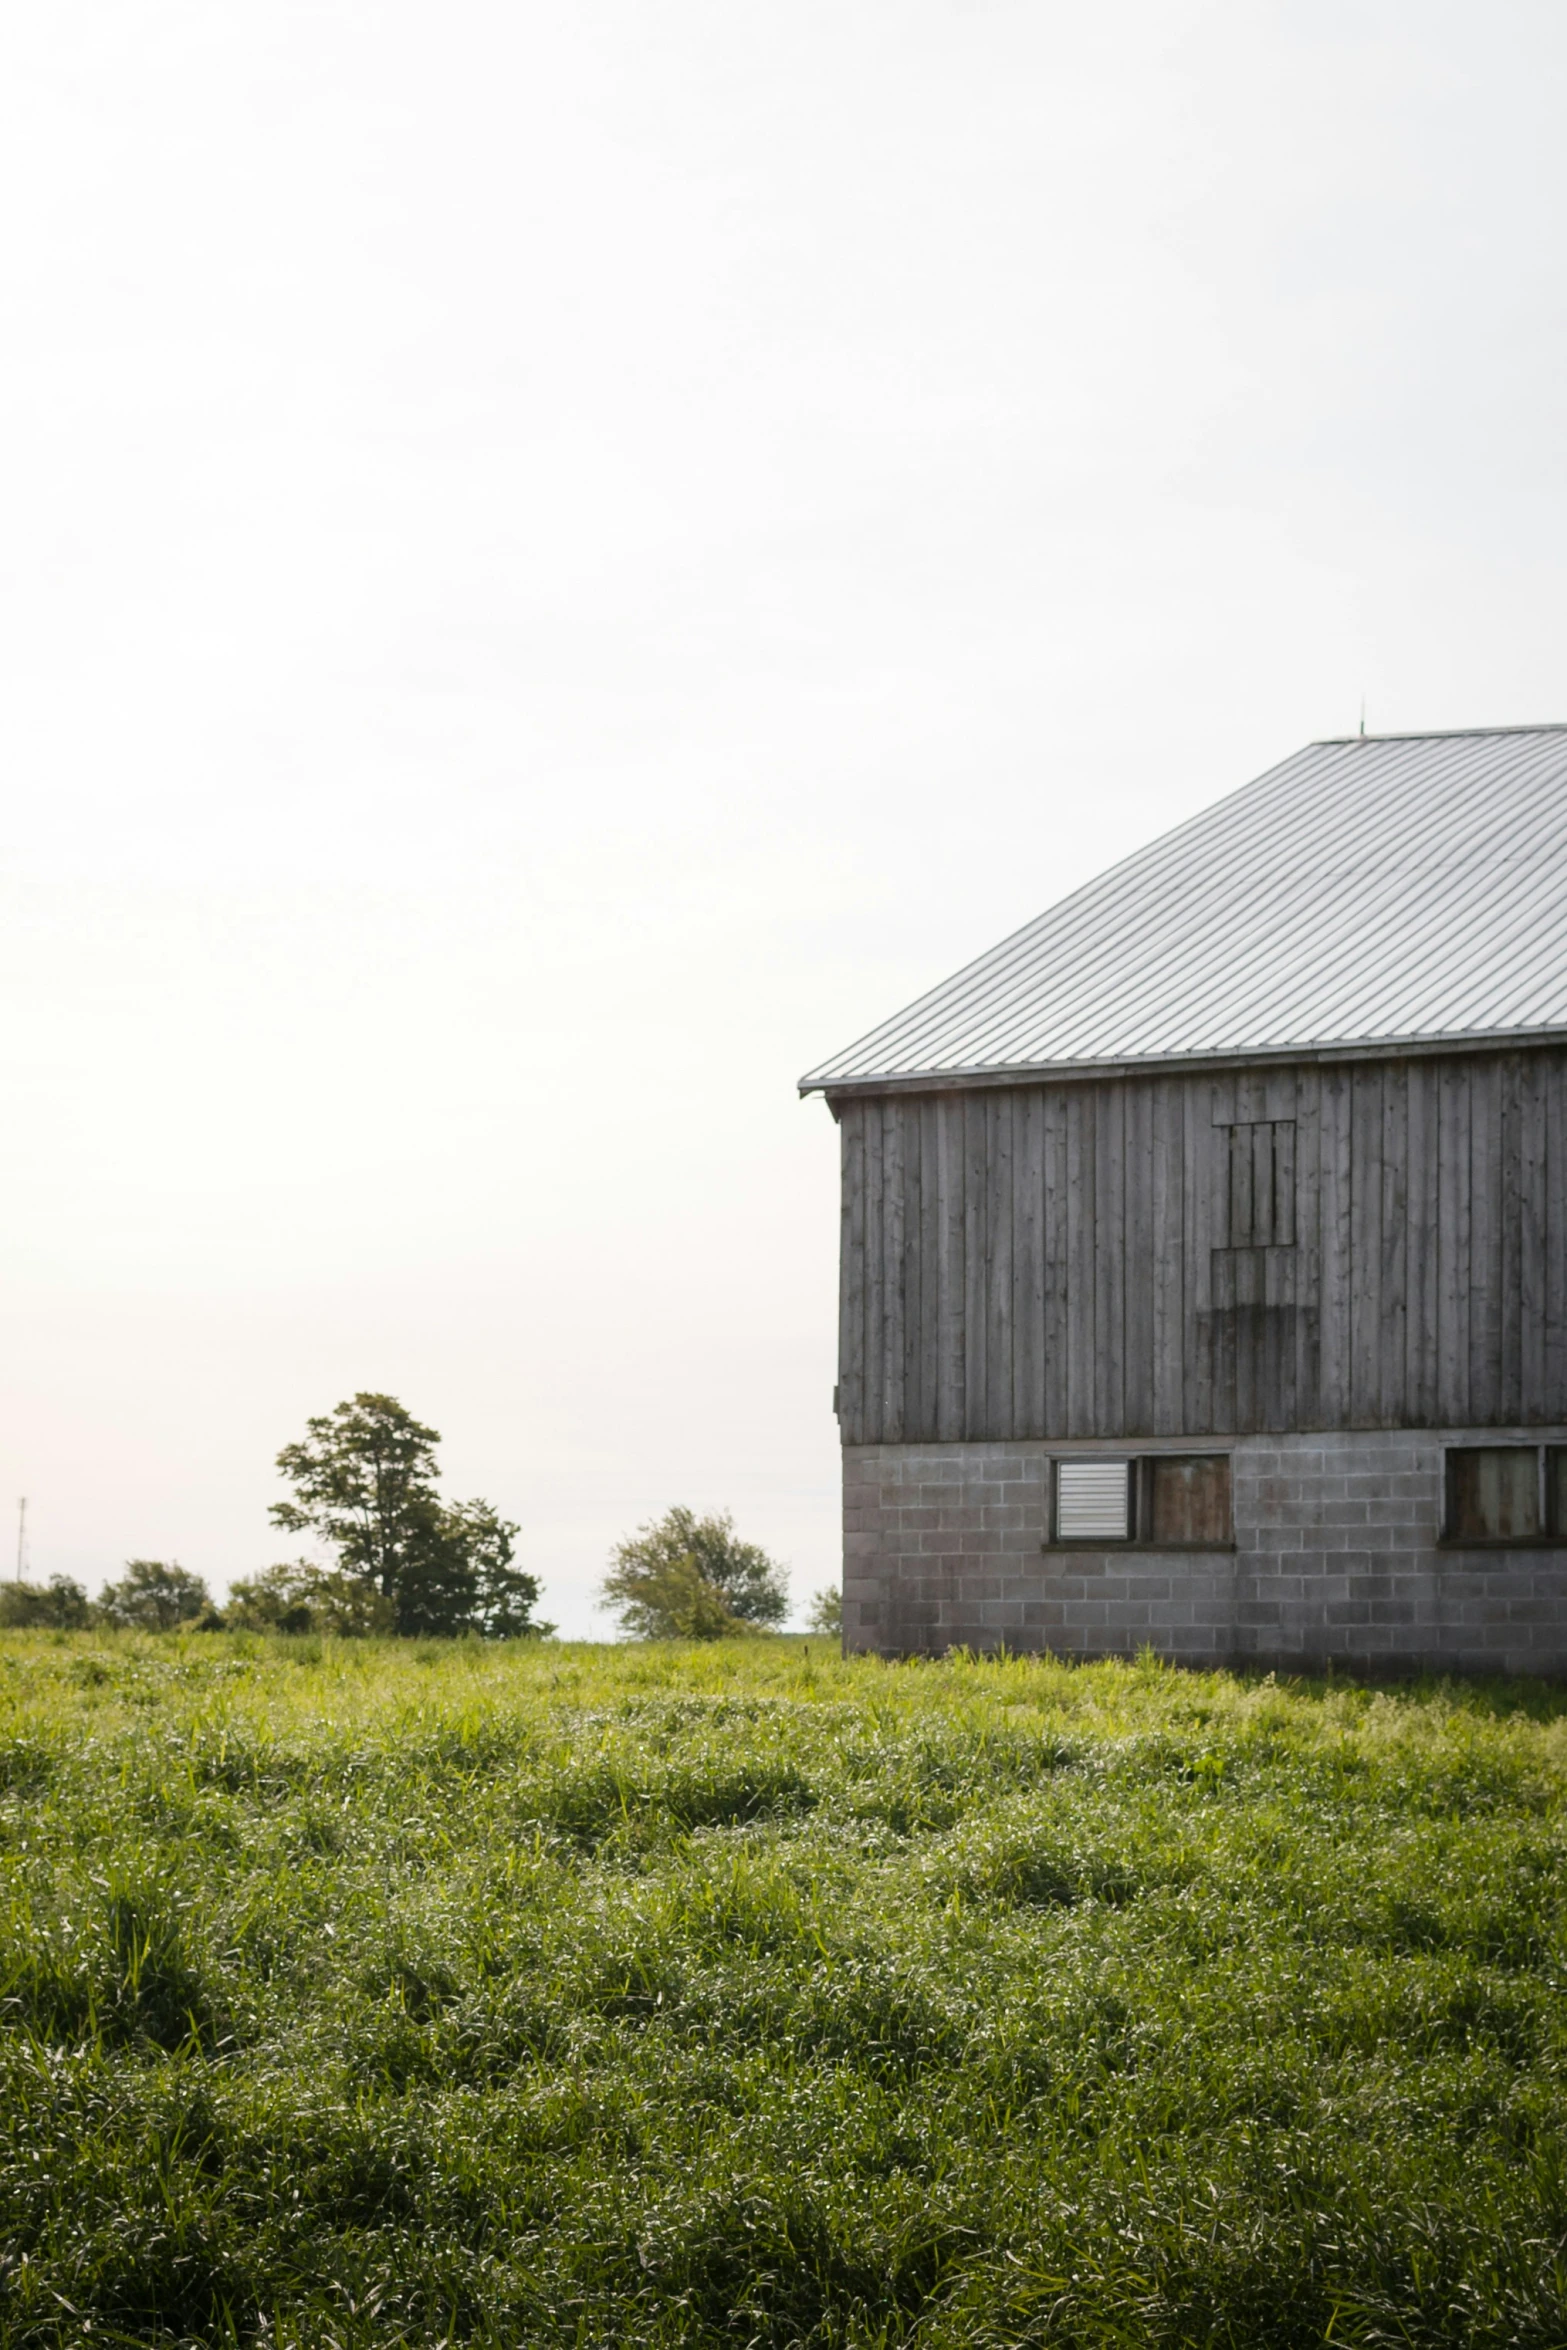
[805,1586,843,1636]
[601,1550,759,1641]
[601,1508,788,1640]
[0,1575,92,1630]
[225,1561,396,1636]
[96,1560,211,1632]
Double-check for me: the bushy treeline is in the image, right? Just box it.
[0,1549,549,1641]
[10,1390,841,1642]
[0,1560,227,1635]
[0,1573,98,1631]
[5,1395,553,1642]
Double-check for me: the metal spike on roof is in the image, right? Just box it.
[800,727,1567,1093]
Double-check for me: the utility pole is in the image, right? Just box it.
[15,1498,25,1583]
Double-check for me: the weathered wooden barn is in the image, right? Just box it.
[801,726,1567,1673]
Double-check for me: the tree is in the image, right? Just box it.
[224,1563,315,1635]
[270,1395,552,1638]
[224,1562,395,1637]
[600,1550,747,1641]
[441,1499,551,1641]
[387,1499,553,1638]
[98,1560,212,1631]
[0,1575,92,1630]
[600,1507,788,1641]
[805,1586,843,1637]
[271,1394,443,1602]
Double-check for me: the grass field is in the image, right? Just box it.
[1,1634,1565,2348]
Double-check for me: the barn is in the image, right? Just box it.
[801,726,1567,1675]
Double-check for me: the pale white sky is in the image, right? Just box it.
[2,1,1565,1632]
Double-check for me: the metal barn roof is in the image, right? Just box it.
[800,726,1567,1094]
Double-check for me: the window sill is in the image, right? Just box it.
[1437,1536,1567,1552]
[1042,1540,1237,1554]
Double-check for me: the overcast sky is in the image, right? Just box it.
[2,0,1565,1633]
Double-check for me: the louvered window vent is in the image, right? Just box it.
[1055,1459,1131,1541]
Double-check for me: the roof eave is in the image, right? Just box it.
[799,1023,1567,1102]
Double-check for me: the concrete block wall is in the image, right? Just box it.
[843,1430,1567,1676]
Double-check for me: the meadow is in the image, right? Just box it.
[0,1633,1564,2348]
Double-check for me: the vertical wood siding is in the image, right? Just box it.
[836,1048,1567,1443]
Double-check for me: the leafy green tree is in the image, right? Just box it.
[600,1508,788,1640]
[389,1499,552,1638]
[97,1560,212,1631]
[224,1562,395,1637]
[224,1563,315,1635]
[270,1395,551,1638]
[271,1394,443,1602]
[442,1499,551,1640]
[0,1574,92,1629]
[391,1518,480,1638]
[599,1550,746,1641]
[805,1585,843,1637]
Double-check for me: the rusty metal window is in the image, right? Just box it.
[1223,1119,1295,1247]
[1446,1447,1542,1542]
[1143,1455,1232,1545]
[1054,1459,1132,1540]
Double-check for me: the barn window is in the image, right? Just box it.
[1445,1447,1542,1542]
[1144,1455,1232,1545]
[1223,1119,1296,1247]
[1551,1450,1567,1539]
[1054,1459,1132,1540]
[1048,1455,1232,1546]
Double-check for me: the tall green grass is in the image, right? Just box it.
[0,1631,1563,2346]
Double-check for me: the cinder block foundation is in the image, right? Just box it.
[843,1430,1567,1676]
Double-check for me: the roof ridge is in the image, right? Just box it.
[1313,723,1567,744]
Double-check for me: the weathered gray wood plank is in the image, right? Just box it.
[1518,1052,1547,1423]
[987,1091,1016,1438]
[1379,1063,1408,1427]
[1150,1076,1184,1434]
[1264,1234,1299,1431]
[1184,1078,1217,1434]
[1469,1055,1502,1425]
[1094,1083,1127,1436]
[1123,1079,1155,1435]
[1500,1052,1525,1423]
[961,1092,987,1439]
[1043,1088,1070,1435]
[1547,1053,1567,1420]
[1348,1065,1382,1425]
[1435,1059,1470,1425]
[1318,1067,1353,1426]
[1011,1089,1044,1436]
[863,1101,887,1444]
[1065,1086,1095,1435]
[1405,1059,1438,1423]
[839,1103,867,1445]
[879,1101,906,1444]
[1294,1067,1322,1425]
[909,1096,937,1439]
[936,1095,967,1440]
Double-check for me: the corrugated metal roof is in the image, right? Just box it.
[801,727,1567,1093]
